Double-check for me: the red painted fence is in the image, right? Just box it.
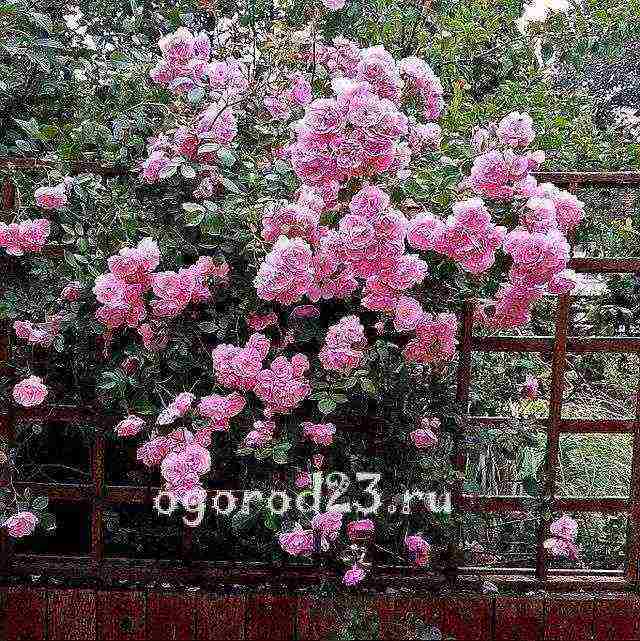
[1,587,640,640]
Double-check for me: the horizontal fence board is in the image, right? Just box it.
[146,593,196,640]
[96,591,146,641]
[494,596,544,641]
[48,589,97,640]
[593,597,640,641]
[245,594,296,641]
[197,595,245,640]
[3,587,47,641]
[544,597,594,641]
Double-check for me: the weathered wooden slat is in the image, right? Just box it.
[197,594,246,640]
[297,597,338,641]
[146,593,196,640]
[494,596,544,641]
[441,596,492,641]
[544,596,594,641]
[375,596,442,641]
[49,589,97,640]
[593,597,640,641]
[3,587,47,641]
[245,594,296,641]
[96,591,146,641]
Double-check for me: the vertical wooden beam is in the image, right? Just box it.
[146,593,196,640]
[535,294,570,581]
[245,594,296,641]
[91,425,106,579]
[3,586,47,641]
[198,594,246,640]
[626,354,640,581]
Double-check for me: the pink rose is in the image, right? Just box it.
[302,422,336,446]
[61,281,81,302]
[13,375,48,407]
[278,528,314,556]
[35,184,67,210]
[137,437,171,467]
[410,428,438,449]
[247,312,279,331]
[343,565,366,586]
[4,511,38,538]
[521,375,539,400]
[394,296,425,332]
[115,415,145,437]
[405,534,430,566]
[311,511,343,539]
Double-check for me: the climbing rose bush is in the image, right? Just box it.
[1,10,585,585]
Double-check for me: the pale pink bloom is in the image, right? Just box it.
[322,0,346,9]
[312,454,324,468]
[13,375,48,407]
[405,534,430,566]
[4,511,38,538]
[13,320,56,347]
[137,437,171,467]
[408,123,442,152]
[319,315,366,373]
[35,184,67,209]
[244,420,276,448]
[115,415,145,437]
[544,516,579,560]
[311,511,343,540]
[347,518,375,541]
[521,375,539,400]
[18,218,51,253]
[264,95,291,121]
[212,333,270,391]
[255,237,314,305]
[158,27,195,62]
[278,528,314,556]
[410,428,438,449]
[343,565,366,585]
[403,313,457,364]
[548,269,577,294]
[254,354,311,414]
[157,392,196,425]
[496,111,535,148]
[394,296,425,332]
[550,515,578,540]
[197,392,246,430]
[302,422,336,446]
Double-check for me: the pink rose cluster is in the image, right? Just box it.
[14,316,60,348]
[256,186,428,316]
[278,510,343,556]
[401,312,457,365]
[261,187,325,245]
[243,419,276,449]
[0,218,50,256]
[93,238,227,337]
[544,515,579,560]
[212,332,310,416]
[34,183,68,210]
[407,198,507,274]
[12,375,48,407]
[264,73,313,121]
[280,42,443,204]
[254,353,311,415]
[149,27,248,99]
[319,315,366,373]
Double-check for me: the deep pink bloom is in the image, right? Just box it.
[302,422,336,446]
[410,428,438,449]
[343,565,366,585]
[405,534,430,566]
[347,518,375,541]
[278,528,314,556]
[158,392,196,425]
[521,375,539,400]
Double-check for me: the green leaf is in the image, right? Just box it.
[220,177,242,194]
[32,496,49,511]
[180,165,196,179]
[318,398,337,415]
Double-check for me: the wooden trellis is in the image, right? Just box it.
[1,165,640,592]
